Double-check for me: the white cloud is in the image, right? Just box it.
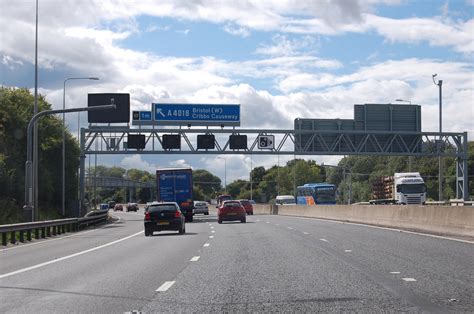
[223,24,251,38]
[255,34,320,57]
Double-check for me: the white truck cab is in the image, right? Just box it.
[394,172,427,205]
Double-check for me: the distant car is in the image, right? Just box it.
[249,200,256,205]
[193,201,209,215]
[218,200,246,224]
[144,202,185,236]
[99,203,109,210]
[216,194,232,207]
[276,195,296,205]
[126,203,139,212]
[239,199,254,215]
[108,201,116,209]
[113,203,123,211]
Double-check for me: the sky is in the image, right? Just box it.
[1,0,473,185]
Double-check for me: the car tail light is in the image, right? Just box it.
[145,212,151,221]
[174,211,181,218]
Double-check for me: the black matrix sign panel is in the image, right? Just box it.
[88,93,130,123]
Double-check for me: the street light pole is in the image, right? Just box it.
[432,74,443,202]
[25,104,115,220]
[62,77,99,217]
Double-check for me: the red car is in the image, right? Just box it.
[239,199,254,215]
[218,200,246,224]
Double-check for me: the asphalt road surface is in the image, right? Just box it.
[1,210,473,313]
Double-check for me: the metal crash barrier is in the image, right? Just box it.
[0,209,109,246]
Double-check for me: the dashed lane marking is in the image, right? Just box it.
[287,227,293,230]
[390,272,401,274]
[303,232,309,235]
[209,236,214,239]
[203,243,210,247]
[156,281,175,292]
[402,278,417,282]
[344,250,352,253]
[211,230,215,233]
[319,238,328,242]
[190,256,200,262]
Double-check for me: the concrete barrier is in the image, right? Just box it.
[253,204,273,215]
[276,205,474,238]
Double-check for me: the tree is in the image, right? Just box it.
[0,87,80,223]
[193,169,221,199]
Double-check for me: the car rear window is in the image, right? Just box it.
[195,202,206,206]
[240,200,250,206]
[223,202,241,207]
[148,204,178,212]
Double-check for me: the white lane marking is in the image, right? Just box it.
[190,256,200,262]
[209,236,214,239]
[283,216,474,244]
[210,226,214,229]
[287,227,293,230]
[319,238,328,242]
[211,230,215,233]
[303,232,309,235]
[276,224,280,226]
[0,214,122,252]
[256,219,260,222]
[156,281,175,292]
[344,250,352,253]
[265,221,270,224]
[0,230,142,279]
[402,278,417,282]
[203,243,210,247]
[390,272,401,274]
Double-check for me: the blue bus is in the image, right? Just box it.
[296,183,337,205]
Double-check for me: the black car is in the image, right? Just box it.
[144,202,185,236]
[108,201,116,209]
[126,202,139,212]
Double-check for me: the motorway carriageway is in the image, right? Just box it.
[0,209,473,312]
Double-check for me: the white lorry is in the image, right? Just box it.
[370,172,427,205]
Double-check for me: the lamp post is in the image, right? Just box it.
[432,74,443,202]
[217,157,227,194]
[25,104,115,221]
[62,77,99,217]
[395,99,411,104]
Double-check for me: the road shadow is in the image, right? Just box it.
[148,232,198,237]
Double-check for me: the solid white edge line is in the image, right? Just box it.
[156,281,175,292]
[190,256,200,262]
[0,230,142,279]
[279,215,474,244]
[0,214,122,252]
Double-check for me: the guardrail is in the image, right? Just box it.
[0,209,109,246]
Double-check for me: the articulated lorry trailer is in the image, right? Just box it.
[156,168,194,222]
[370,172,427,205]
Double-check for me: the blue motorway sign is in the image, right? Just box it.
[140,111,152,121]
[153,103,240,126]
